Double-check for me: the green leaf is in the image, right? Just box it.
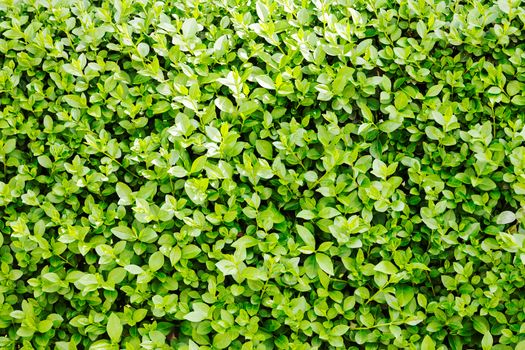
[63,95,87,108]
[357,100,374,122]
[238,100,259,115]
[496,211,516,225]
[182,244,201,259]
[296,224,316,248]
[37,319,53,333]
[497,0,511,13]
[138,227,158,243]
[426,84,443,97]
[182,18,201,38]
[379,120,402,133]
[331,324,349,336]
[425,125,444,140]
[168,166,188,177]
[149,251,164,272]
[137,42,150,57]
[421,335,435,350]
[216,260,237,275]
[184,178,209,205]
[191,155,208,174]
[318,207,340,219]
[107,313,123,343]
[481,332,493,350]
[255,75,275,90]
[62,63,83,77]
[111,226,135,241]
[441,275,457,290]
[213,332,233,349]
[256,1,269,21]
[3,139,16,154]
[124,265,144,275]
[108,268,127,284]
[371,159,388,179]
[116,182,133,205]
[275,335,289,349]
[152,100,171,114]
[395,285,415,307]
[215,96,235,113]
[38,155,53,169]
[511,95,525,106]
[17,326,35,338]
[137,181,157,200]
[516,340,525,350]
[374,261,398,275]
[255,140,273,159]
[184,302,209,322]
[473,316,490,334]
[241,267,268,281]
[316,253,334,275]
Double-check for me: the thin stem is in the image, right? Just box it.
[286,145,306,170]
[101,150,140,179]
[426,271,436,296]
[56,253,75,268]
[350,319,410,330]
[309,167,332,189]
[365,286,385,305]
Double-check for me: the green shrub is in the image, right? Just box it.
[1,0,525,349]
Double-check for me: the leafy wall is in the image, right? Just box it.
[1,0,525,349]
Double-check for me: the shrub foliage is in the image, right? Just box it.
[1,0,525,349]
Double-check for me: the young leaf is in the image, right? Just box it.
[184,303,209,322]
[481,333,493,350]
[107,313,123,343]
[149,251,165,272]
[421,335,435,350]
[374,261,398,275]
[297,224,316,248]
[316,253,334,275]
[496,211,516,225]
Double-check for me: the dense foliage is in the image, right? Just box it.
[1,0,525,349]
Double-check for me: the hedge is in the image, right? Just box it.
[1,0,525,349]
